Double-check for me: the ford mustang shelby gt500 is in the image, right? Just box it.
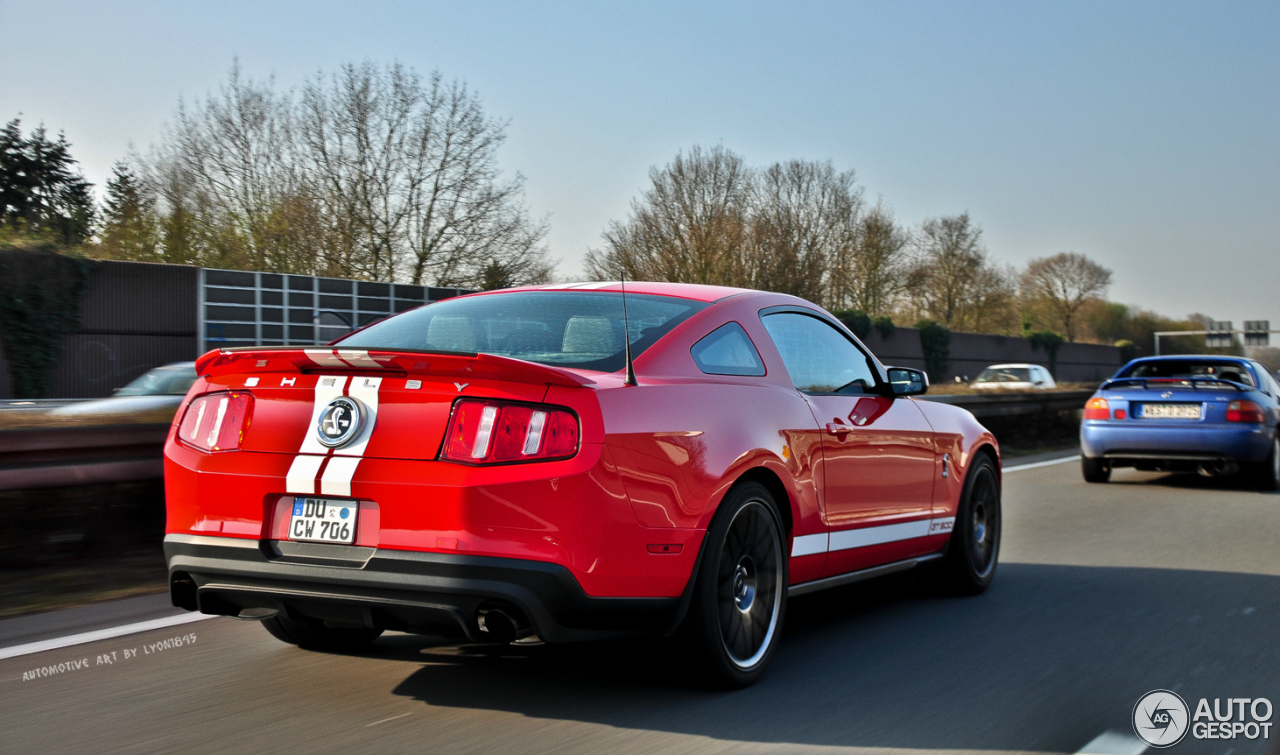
[164,282,1001,686]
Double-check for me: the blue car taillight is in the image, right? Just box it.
[1227,400,1266,423]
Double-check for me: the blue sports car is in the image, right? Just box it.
[1080,355,1280,489]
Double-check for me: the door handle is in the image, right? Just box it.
[826,421,855,435]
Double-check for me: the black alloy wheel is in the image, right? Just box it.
[941,455,1002,594]
[683,481,787,688]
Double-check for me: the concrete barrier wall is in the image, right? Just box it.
[858,327,1123,384]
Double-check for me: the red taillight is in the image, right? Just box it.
[1226,400,1266,423]
[177,392,254,452]
[1084,397,1110,420]
[441,399,580,464]
[1114,408,1127,420]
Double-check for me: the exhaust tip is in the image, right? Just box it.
[235,607,280,621]
[477,607,518,643]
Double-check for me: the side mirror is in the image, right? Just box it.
[887,367,929,397]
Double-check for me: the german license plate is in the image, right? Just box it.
[289,497,356,544]
[1141,403,1202,420]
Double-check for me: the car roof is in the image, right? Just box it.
[476,281,752,303]
[1130,355,1249,362]
[982,363,1043,370]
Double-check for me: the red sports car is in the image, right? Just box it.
[164,282,1001,686]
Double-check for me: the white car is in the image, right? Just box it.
[972,363,1057,391]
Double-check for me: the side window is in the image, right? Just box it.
[691,322,766,376]
[761,312,878,394]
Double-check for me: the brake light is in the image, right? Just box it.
[1084,397,1110,420]
[177,392,254,451]
[1226,400,1266,423]
[441,399,579,464]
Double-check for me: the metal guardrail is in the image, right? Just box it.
[919,389,1094,419]
[0,423,169,492]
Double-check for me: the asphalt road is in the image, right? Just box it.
[4,457,1280,755]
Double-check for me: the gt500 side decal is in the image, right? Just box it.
[791,516,956,558]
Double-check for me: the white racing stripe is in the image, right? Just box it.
[286,455,325,495]
[303,348,349,369]
[1005,454,1081,473]
[320,456,362,497]
[791,517,955,557]
[0,613,216,661]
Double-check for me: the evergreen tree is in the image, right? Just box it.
[97,161,160,261]
[0,118,95,245]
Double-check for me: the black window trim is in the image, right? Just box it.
[757,305,892,397]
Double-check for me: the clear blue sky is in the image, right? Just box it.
[3,1,1277,329]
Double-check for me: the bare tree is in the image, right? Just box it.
[748,160,862,305]
[831,200,908,315]
[1021,251,1112,341]
[584,145,752,285]
[143,60,553,285]
[905,212,991,328]
[296,63,551,286]
[154,62,307,272]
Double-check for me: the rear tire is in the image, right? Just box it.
[1082,456,1111,483]
[262,613,382,652]
[681,481,787,688]
[939,455,1001,595]
[1252,435,1280,491]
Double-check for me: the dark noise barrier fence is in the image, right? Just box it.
[0,258,1124,400]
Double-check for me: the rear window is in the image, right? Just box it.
[335,292,707,372]
[1120,360,1255,387]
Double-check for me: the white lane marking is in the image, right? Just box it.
[286,455,326,495]
[298,375,349,455]
[320,456,362,497]
[0,612,215,661]
[1076,730,1147,755]
[791,533,828,557]
[365,712,414,728]
[1004,454,1081,473]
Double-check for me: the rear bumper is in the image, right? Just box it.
[1080,421,1274,463]
[165,534,679,643]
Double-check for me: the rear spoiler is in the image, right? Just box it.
[1100,377,1246,391]
[195,347,596,388]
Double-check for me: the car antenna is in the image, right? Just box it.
[621,272,638,386]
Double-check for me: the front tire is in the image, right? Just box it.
[940,455,1001,595]
[1082,456,1111,483]
[682,482,787,688]
[262,613,382,652]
